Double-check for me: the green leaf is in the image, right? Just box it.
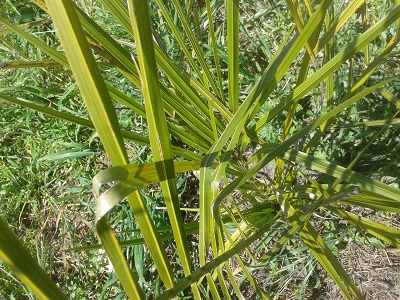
[45,0,153,297]
[227,0,239,112]
[158,222,274,300]
[127,1,198,295]
[283,149,400,202]
[330,206,400,248]
[93,160,203,220]
[0,217,68,300]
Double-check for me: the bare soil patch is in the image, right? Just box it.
[316,242,400,300]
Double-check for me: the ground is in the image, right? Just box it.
[316,242,400,300]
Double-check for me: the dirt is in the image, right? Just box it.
[315,242,400,300]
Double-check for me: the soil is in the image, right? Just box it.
[315,242,400,300]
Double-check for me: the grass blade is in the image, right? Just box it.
[169,0,222,99]
[45,0,165,296]
[96,217,145,299]
[283,149,400,202]
[330,206,400,248]
[253,5,400,132]
[127,0,195,290]
[315,0,364,51]
[227,0,239,112]
[159,222,274,300]
[94,161,203,219]
[0,217,69,300]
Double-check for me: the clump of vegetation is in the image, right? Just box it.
[0,0,399,299]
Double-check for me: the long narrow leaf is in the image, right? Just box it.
[283,149,400,202]
[45,1,152,297]
[127,0,194,289]
[227,0,239,112]
[0,217,69,300]
[252,5,400,132]
[158,221,274,300]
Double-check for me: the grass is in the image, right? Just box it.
[0,0,399,299]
